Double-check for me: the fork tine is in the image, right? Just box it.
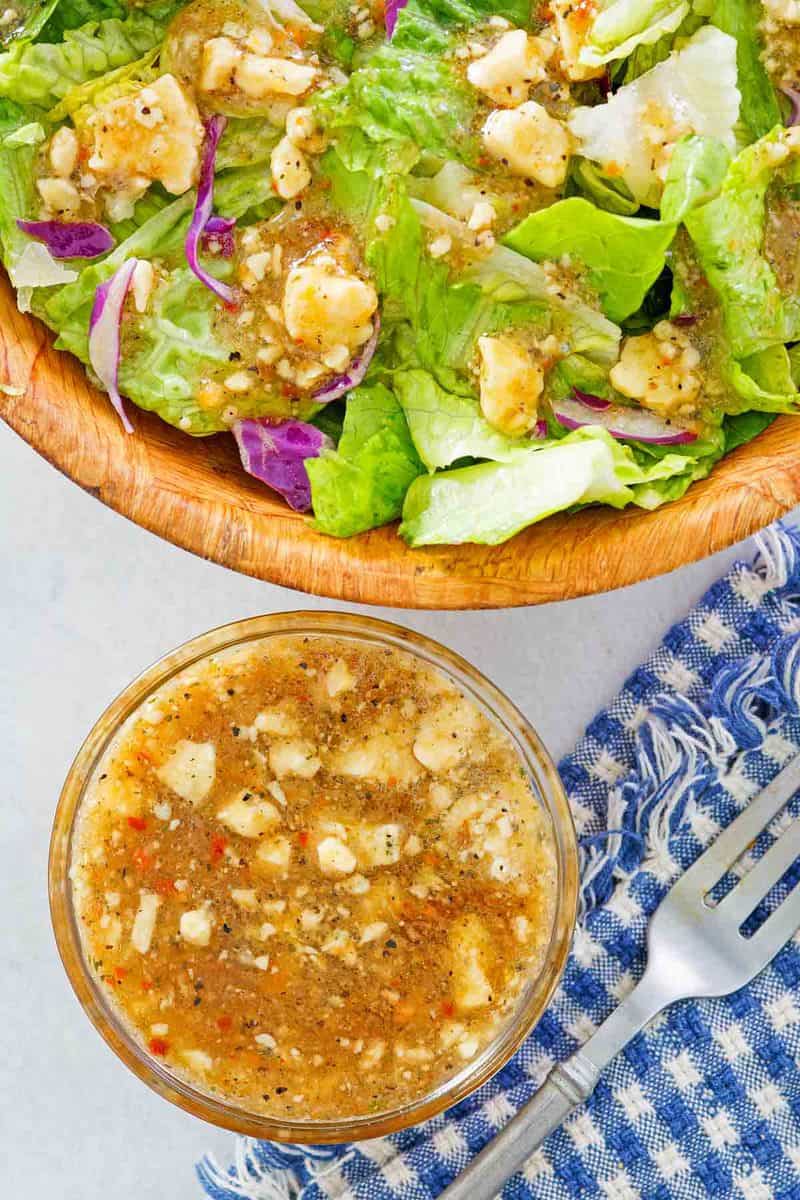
[677,755,800,894]
[749,881,800,963]
[717,818,800,925]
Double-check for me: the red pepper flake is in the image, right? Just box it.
[114,966,127,983]
[386,776,398,788]
[297,830,310,848]
[154,877,175,896]
[127,815,147,831]
[132,847,151,871]
[440,999,455,1018]
[148,1037,169,1056]
[211,835,227,862]
[216,1015,233,1032]
[141,979,154,992]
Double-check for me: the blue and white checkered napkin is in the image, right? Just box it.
[199,521,800,1200]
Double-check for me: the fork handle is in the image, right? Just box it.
[437,1052,599,1200]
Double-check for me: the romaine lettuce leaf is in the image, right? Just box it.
[577,0,690,68]
[660,134,731,223]
[708,0,781,142]
[503,197,676,323]
[0,10,170,107]
[723,409,775,452]
[570,26,740,206]
[399,425,719,545]
[315,43,476,174]
[0,98,48,286]
[393,368,519,468]
[685,127,800,358]
[314,0,528,174]
[566,158,639,216]
[308,383,423,536]
[726,345,800,415]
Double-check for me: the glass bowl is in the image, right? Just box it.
[50,611,578,1143]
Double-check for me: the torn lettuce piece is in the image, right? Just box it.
[569,26,740,207]
[708,0,781,142]
[0,10,171,107]
[726,345,800,415]
[685,127,800,358]
[503,197,676,323]
[315,45,476,174]
[567,158,639,216]
[399,426,719,545]
[307,383,423,537]
[393,368,519,469]
[566,0,690,69]
[371,194,621,394]
[314,0,527,174]
[0,98,51,289]
[660,135,731,224]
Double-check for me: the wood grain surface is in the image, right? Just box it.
[2,271,799,609]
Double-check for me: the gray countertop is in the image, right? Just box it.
[1,420,784,1198]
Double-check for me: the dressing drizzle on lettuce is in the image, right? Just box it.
[0,0,797,544]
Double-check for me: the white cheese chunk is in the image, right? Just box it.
[317,835,357,876]
[271,134,312,199]
[131,891,161,954]
[180,907,213,947]
[156,740,216,805]
[482,101,571,187]
[283,254,378,354]
[477,335,544,437]
[356,823,403,868]
[325,658,356,697]
[359,921,389,944]
[466,29,547,107]
[237,54,317,98]
[217,790,280,838]
[87,74,203,197]
[255,835,293,872]
[450,915,493,1010]
[269,738,322,778]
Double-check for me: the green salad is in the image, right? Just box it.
[2,0,799,544]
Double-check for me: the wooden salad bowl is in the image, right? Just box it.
[3,269,800,609]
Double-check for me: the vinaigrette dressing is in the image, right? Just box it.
[71,634,557,1119]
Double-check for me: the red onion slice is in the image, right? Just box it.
[88,257,139,434]
[572,387,610,411]
[384,0,408,37]
[185,115,237,304]
[781,85,800,127]
[554,396,697,445]
[533,418,548,439]
[17,218,114,259]
[232,417,332,511]
[312,313,380,404]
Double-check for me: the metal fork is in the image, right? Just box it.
[440,755,800,1200]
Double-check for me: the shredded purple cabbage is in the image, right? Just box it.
[232,417,332,511]
[17,219,114,260]
[384,0,408,38]
[554,396,697,446]
[312,315,380,404]
[185,115,237,303]
[88,258,139,434]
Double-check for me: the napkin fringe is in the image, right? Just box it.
[197,1140,352,1199]
[580,522,800,918]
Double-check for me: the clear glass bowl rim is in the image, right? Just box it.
[49,610,578,1143]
